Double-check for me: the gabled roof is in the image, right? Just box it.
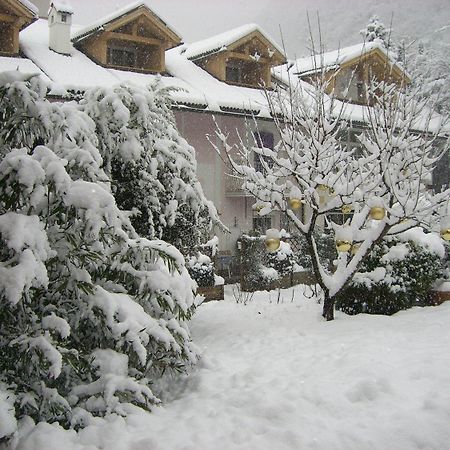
[17,19,272,116]
[291,41,404,78]
[2,0,38,28]
[182,23,285,63]
[71,1,181,47]
[15,0,38,17]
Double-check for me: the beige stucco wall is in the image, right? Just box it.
[174,109,281,255]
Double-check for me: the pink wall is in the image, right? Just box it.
[174,108,281,255]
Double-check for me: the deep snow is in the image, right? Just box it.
[7,286,450,450]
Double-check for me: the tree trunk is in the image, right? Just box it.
[322,293,335,321]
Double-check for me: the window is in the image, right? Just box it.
[327,209,353,225]
[107,46,137,68]
[61,13,67,23]
[253,216,272,233]
[357,81,364,101]
[226,63,242,83]
[254,131,274,174]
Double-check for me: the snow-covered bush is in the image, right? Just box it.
[294,231,336,272]
[81,81,220,252]
[239,233,268,291]
[187,253,215,288]
[336,231,446,315]
[0,74,199,439]
[239,234,297,290]
[265,241,297,278]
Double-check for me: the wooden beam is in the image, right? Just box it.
[228,51,270,65]
[104,31,161,46]
[0,13,16,23]
[105,9,180,45]
[12,27,19,54]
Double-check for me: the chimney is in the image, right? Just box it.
[48,1,74,55]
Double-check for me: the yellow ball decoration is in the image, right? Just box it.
[289,198,303,210]
[370,206,386,220]
[265,238,281,252]
[440,229,450,241]
[342,205,353,214]
[336,240,352,253]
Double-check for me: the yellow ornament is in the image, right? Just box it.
[440,229,450,241]
[265,238,281,252]
[342,205,353,214]
[289,198,303,210]
[336,240,352,253]
[370,206,386,220]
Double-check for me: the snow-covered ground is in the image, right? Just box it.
[8,286,450,450]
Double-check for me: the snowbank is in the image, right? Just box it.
[8,287,450,450]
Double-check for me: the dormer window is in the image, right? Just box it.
[226,62,242,84]
[184,25,286,89]
[107,46,137,68]
[71,4,182,74]
[61,13,67,23]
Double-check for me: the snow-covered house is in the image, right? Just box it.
[0,0,446,265]
[0,0,288,261]
[287,41,409,105]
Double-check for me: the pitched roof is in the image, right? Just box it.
[291,41,401,76]
[71,1,181,45]
[182,23,284,61]
[16,0,39,17]
[17,19,272,116]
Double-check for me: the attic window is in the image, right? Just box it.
[226,63,242,84]
[107,46,137,68]
[61,13,67,23]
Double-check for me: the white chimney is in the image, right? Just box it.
[48,1,74,55]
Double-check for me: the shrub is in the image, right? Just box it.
[335,235,445,315]
[0,74,199,439]
[187,253,215,288]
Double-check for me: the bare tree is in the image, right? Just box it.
[210,58,450,320]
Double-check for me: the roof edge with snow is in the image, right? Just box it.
[17,0,39,18]
[182,23,285,62]
[71,1,181,45]
[292,41,405,79]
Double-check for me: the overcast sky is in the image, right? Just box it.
[34,0,450,58]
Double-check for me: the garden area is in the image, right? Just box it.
[10,286,450,449]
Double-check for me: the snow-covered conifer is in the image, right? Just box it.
[360,15,391,48]
[0,75,199,438]
[81,81,221,253]
[407,42,450,116]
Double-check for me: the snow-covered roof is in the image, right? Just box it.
[291,41,400,76]
[71,1,181,44]
[17,0,39,17]
[48,1,74,15]
[182,23,284,61]
[0,55,50,83]
[14,19,272,117]
[20,19,119,91]
[166,45,271,115]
